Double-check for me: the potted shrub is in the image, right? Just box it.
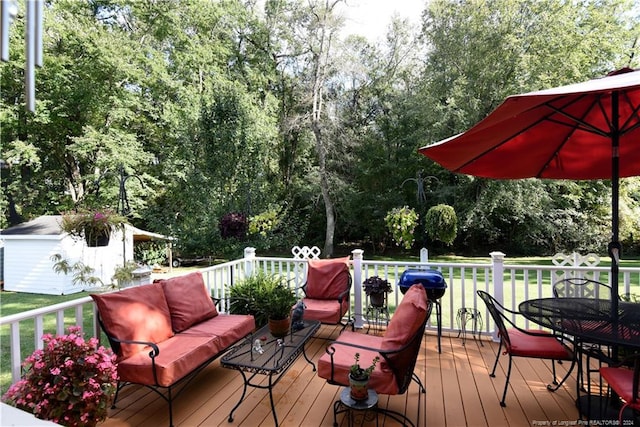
[228,271,274,327]
[363,276,392,307]
[349,352,380,401]
[261,277,297,338]
[61,208,127,247]
[1,326,118,427]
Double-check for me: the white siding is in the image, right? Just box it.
[3,229,133,295]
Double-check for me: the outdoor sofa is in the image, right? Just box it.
[91,271,256,427]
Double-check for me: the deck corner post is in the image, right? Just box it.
[490,251,506,342]
[351,249,364,328]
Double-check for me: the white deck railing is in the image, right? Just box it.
[2,247,639,386]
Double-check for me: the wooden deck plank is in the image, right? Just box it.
[97,326,582,427]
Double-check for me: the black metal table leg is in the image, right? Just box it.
[228,371,248,422]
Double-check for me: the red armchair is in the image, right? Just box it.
[300,257,352,330]
[317,284,432,426]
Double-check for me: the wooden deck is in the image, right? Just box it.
[98,325,580,427]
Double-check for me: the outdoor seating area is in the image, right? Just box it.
[93,326,582,427]
[2,250,640,426]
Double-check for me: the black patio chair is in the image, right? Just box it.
[477,290,577,407]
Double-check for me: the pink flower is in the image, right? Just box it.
[1,326,117,427]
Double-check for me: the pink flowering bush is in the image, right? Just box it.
[2,326,118,427]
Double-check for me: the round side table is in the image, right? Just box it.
[333,387,379,427]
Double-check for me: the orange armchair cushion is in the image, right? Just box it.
[317,331,400,395]
[158,271,218,332]
[302,298,348,324]
[382,284,428,351]
[305,257,350,299]
[91,283,174,360]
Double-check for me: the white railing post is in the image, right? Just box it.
[244,247,256,278]
[490,251,505,341]
[420,248,429,263]
[351,249,364,328]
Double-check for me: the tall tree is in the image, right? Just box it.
[415,0,640,254]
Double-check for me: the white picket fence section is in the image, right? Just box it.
[2,247,640,385]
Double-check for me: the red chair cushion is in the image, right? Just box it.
[600,366,640,408]
[317,331,400,395]
[158,271,218,332]
[302,298,348,324]
[91,283,174,360]
[382,284,428,351]
[305,257,350,299]
[506,329,572,360]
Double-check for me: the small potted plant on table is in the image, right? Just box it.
[363,276,392,307]
[349,352,380,400]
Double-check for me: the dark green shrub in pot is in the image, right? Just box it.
[227,271,295,328]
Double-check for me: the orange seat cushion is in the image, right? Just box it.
[180,313,256,350]
[302,298,348,324]
[91,283,174,360]
[158,271,218,332]
[305,257,350,299]
[117,335,220,387]
[317,331,400,395]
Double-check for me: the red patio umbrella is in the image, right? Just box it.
[419,68,640,309]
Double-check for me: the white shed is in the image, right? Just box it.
[0,215,166,295]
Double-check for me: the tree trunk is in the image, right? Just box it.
[311,122,335,258]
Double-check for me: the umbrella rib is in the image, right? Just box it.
[618,91,640,134]
[543,96,609,137]
[451,96,588,173]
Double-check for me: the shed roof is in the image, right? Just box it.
[1,215,173,241]
[0,215,63,236]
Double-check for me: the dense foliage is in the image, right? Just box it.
[2,0,639,258]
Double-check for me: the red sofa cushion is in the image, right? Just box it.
[179,313,256,350]
[158,271,218,332]
[305,257,350,299]
[117,335,220,387]
[91,283,174,360]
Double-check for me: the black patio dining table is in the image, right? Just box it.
[519,297,640,420]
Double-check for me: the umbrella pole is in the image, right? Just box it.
[609,91,621,361]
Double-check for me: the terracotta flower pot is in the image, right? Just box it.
[348,373,370,401]
[268,317,290,338]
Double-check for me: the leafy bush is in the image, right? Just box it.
[134,241,168,265]
[249,206,281,237]
[219,212,248,239]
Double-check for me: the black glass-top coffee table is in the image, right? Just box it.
[221,320,320,426]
